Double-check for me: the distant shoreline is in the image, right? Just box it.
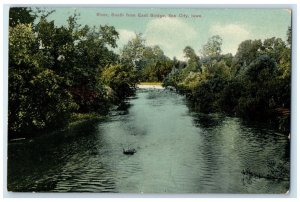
[137,82,164,89]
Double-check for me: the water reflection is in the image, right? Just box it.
[115,100,132,115]
[7,89,289,193]
[8,120,117,192]
[191,112,226,129]
[188,109,290,193]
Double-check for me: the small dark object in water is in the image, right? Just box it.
[123,148,136,155]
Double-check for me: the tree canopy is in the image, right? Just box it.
[8,7,291,136]
[8,7,137,136]
[163,32,291,132]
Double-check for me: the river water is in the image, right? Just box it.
[7,88,290,193]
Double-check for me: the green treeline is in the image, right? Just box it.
[119,33,173,82]
[9,8,291,137]
[9,8,131,136]
[163,34,291,132]
[9,8,174,137]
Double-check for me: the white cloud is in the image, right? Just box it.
[116,29,136,49]
[144,17,198,60]
[210,24,251,54]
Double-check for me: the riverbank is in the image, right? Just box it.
[69,113,104,127]
[9,113,105,142]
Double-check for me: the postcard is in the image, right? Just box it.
[7,6,291,194]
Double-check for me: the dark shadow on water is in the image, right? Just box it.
[190,112,226,129]
[7,119,117,192]
[113,97,136,116]
[7,89,290,193]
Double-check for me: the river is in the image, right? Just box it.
[7,88,290,193]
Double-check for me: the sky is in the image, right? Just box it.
[45,7,291,60]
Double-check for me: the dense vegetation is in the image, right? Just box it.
[119,33,173,82]
[9,8,135,136]
[9,7,291,137]
[163,33,291,132]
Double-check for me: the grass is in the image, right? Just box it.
[69,113,104,127]
[138,82,162,85]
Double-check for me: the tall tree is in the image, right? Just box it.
[232,39,262,75]
[140,45,172,81]
[120,33,146,70]
[201,35,223,58]
[9,7,36,27]
[9,23,77,134]
[184,46,200,69]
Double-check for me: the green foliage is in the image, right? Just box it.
[120,33,146,70]
[201,35,223,58]
[243,55,277,83]
[29,70,78,128]
[69,113,102,127]
[9,7,36,27]
[232,39,262,75]
[101,64,139,101]
[178,72,202,90]
[9,69,78,134]
[218,79,244,113]
[8,23,79,134]
[35,16,119,113]
[140,53,172,82]
[121,36,173,82]
[99,25,119,48]
[8,8,291,136]
[235,55,288,118]
[9,24,39,67]
[184,46,200,68]
[202,59,231,80]
[191,81,215,113]
[193,77,229,112]
[8,8,123,136]
[163,57,188,87]
[164,33,291,131]
[163,68,183,88]
[180,46,201,78]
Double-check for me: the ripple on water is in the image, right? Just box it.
[7,89,290,193]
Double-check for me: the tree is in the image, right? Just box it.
[28,70,78,129]
[183,46,201,71]
[35,16,119,112]
[218,79,243,113]
[9,7,36,27]
[203,59,230,80]
[140,45,172,82]
[9,7,149,137]
[175,46,201,84]
[201,35,223,58]
[99,25,119,48]
[120,33,146,70]
[232,39,262,75]
[236,55,278,117]
[101,64,139,101]
[9,23,41,66]
[70,25,119,112]
[9,23,77,135]
[261,37,286,64]
[199,35,225,75]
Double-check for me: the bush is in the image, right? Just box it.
[218,80,243,113]
[9,69,78,135]
[101,63,139,101]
